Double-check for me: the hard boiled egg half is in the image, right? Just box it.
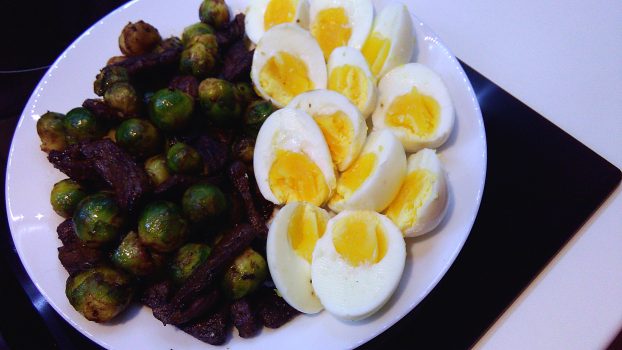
[288,89,367,171]
[245,0,310,44]
[251,24,327,107]
[311,210,406,320]
[254,107,336,206]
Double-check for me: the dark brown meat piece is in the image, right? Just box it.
[112,44,182,75]
[257,288,299,329]
[58,243,106,275]
[48,143,102,187]
[153,174,200,199]
[231,297,261,338]
[83,98,133,123]
[220,40,254,82]
[229,161,268,238]
[181,304,230,345]
[248,169,275,221]
[153,289,220,325]
[57,218,77,246]
[193,134,230,176]
[140,279,174,309]
[216,13,246,48]
[169,75,199,100]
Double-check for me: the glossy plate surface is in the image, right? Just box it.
[5,0,486,348]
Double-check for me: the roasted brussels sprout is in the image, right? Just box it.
[115,118,162,158]
[112,231,162,276]
[144,154,171,186]
[119,20,162,56]
[50,179,88,218]
[166,142,203,174]
[231,137,255,163]
[107,55,127,66]
[63,107,104,144]
[243,100,276,136]
[181,184,227,223]
[233,82,255,107]
[170,243,212,284]
[104,82,141,116]
[94,66,129,96]
[36,111,67,152]
[198,78,241,126]
[199,0,230,29]
[73,193,125,247]
[138,201,188,253]
[65,266,134,323]
[179,40,218,78]
[182,22,215,46]
[221,248,267,300]
[148,88,194,132]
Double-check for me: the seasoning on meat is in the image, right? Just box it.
[257,287,300,328]
[83,98,133,123]
[229,161,268,238]
[181,304,231,345]
[220,40,254,82]
[215,13,246,48]
[230,297,261,338]
[140,279,175,309]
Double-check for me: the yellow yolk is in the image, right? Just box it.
[385,87,440,137]
[332,213,387,266]
[264,0,296,30]
[311,7,352,59]
[268,149,329,206]
[361,32,391,76]
[287,204,328,262]
[313,111,353,167]
[330,152,376,203]
[385,169,436,231]
[260,52,313,106]
[328,65,369,112]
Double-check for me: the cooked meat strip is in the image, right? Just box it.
[230,297,261,338]
[229,161,268,238]
[215,13,246,48]
[220,40,253,82]
[153,289,221,325]
[256,287,300,329]
[140,279,175,309]
[83,98,133,123]
[48,143,102,187]
[111,44,183,75]
[168,75,199,100]
[58,243,106,275]
[193,134,230,176]
[57,218,78,246]
[181,304,231,345]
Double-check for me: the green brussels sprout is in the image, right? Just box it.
[36,111,67,152]
[104,82,141,115]
[243,100,276,136]
[170,243,212,284]
[144,154,171,186]
[119,20,162,56]
[221,248,267,300]
[73,193,125,247]
[198,78,241,126]
[153,36,183,54]
[182,22,215,46]
[148,88,194,132]
[234,82,256,107]
[115,118,162,158]
[138,201,188,253]
[181,184,227,223]
[199,0,230,29]
[112,231,162,276]
[63,107,103,144]
[179,42,217,78]
[166,142,203,174]
[65,266,134,323]
[231,137,255,163]
[94,66,129,96]
[50,179,88,218]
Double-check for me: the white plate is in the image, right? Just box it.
[5,0,486,348]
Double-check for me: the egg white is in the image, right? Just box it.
[245,0,310,44]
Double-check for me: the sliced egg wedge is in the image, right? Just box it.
[245,0,310,44]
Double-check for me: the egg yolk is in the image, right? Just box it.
[385,87,440,138]
[264,0,297,30]
[313,111,353,168]
[329,152,376,204]
[361,32,391,76]
[385,169,436,231]
[287,204,328,262]
[269,149,329,206]
[328,65,369,112]
[260,52,313,106]
[332,213,387,266]
[311,7,352,59]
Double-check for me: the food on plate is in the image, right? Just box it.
[182,22,215,46]
[148,88,195,132]
[169,243,212,284]
[50,179,87,218]
[253,107,336,206]
[308,0,373,59]
[119,21,162,57]
[251,24,326,107]
[73,192,125,247]
[36,111,67,152]
[288,89,367,171]
[137,200,189,253]
[311,210,406,320]
[385,148,449,236]
[243,99,277,136]
[198,78,243,126]
[328,129,406,213]
[327,46,377,118]
[63,107,104,144]
[104,81,141,115]
[373,63,454,152]
[115,118,162,158]
[267,201,330,313]
[144,154,171,186]
[179,33,218,77]
[112,231,164,276]
[221,248,268,299]
[361,2,415,78]
[166,142,204,174]
[93,66,129,97]
[181,183,228,223]
[199,0,231,29]
[244,0,310,44]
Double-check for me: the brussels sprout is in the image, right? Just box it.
[94,66,129,96]
[65,266,134,323]
[50,179,88,218]
[104,82,141,115]
[153,36,183,54]
[144,154,171,186]
[231,137,255,163]
[148,88,194,132]
[63,107,104,144]
[73,193,125,247]
[138,201,188,253]
[181,184,227,223]
[170,243,212,284]
[198,78,241,126]
[112,231,162,276]
[36,111,67,152]
[182,22,215,46]
[107,56,127,66]
[221,248,267,300]
[115,118,161,158]
[199,0,230,29]
[234,82,256,107]
[179,41,217,78]
[243,100,276,136]
[119,20,162,56]
[166,142,203,174]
